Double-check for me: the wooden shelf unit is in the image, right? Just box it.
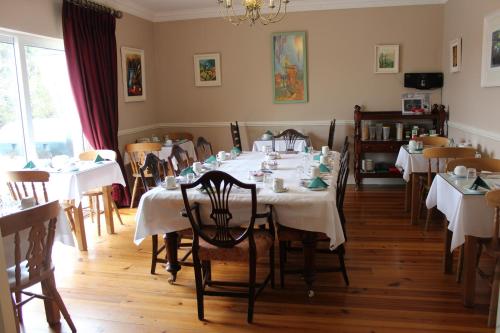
[353,105,447,188]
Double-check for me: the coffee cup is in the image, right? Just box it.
[165,176,176,189]
[273,178,284,192]
[310,166,320,178]
[321,146,329,156]
[217,151,227,161]
[454,165,467,177]
[193,162,202,173]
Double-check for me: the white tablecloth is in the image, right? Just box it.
[395,146,446,182]
[252,139,308,153]
[426,174,496,251]
[135,152,345,250]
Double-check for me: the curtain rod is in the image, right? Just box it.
[65,0,123,19]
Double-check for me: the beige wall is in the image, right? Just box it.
[442,0,500,157]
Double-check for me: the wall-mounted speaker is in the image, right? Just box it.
[404,72,443,90]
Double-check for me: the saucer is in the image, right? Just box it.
[163,184,178,190]
[273,187,288,193]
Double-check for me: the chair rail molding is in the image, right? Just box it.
[448,121,500,143]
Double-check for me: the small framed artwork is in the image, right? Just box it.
[402,97,424,115]
[121,47,146,102]
[481,10,500,87]
[375,44,399,74]
[450,38,462,73]
[272,31,308,103]
[194,53,221,87]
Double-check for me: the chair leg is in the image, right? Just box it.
[88,195,94,224]
[247,257,256,323]
[45,277,77,333]
[424,207,433,231]
[270,243,275,289]
[193,256,205,321]
[15,291,22,323]
[279,241,286,288]
[112,201,124,225]
[456,245,464,283]
[338,247,349,286]
[488,258,500,327]
[151,235,158,275]
[95,196,101,236]
[130,177,139,209]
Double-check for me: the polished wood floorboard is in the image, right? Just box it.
[19,186,494,332]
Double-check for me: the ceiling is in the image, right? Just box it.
[102,0,447,22]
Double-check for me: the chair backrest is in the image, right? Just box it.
[230,121,242,150]
[0,201,60,289]
[485,190,500,248]
[422,147,476,185]
[328,119,336,150]
[79,149,117,161]
[272,129,310,152]
[196,137,214,161]
[140,153,168,191]
[167,132,194,141]
[5,170,50,204]
[337,152,350,207]
[125,143,162,176]
[414,136,449,147]
[445,158,500,173]
[341,136,349,159]
[181,170,257,249]
[168,144,190,176]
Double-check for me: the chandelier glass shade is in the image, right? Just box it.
[217,0,290,26]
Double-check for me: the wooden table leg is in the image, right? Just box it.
[102,185,115,235]
[73,203,87,251]
[41,276,61,326]
[405,178,412,212]
[302,232,317,297]
[410,173,420,225]
[165,232,181,284]
[463,235,478,307]
[443,217,453,274]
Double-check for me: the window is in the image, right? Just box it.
[0,30,83,170]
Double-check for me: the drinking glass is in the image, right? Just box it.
[186,173,195,184]
[263,173,273,189]
[466,168,477,180]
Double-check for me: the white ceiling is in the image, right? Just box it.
[102,0,447,22]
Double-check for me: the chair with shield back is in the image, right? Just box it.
[125,142,162,208]
[78,149,124,236]
[341,136,349,159]
[168,144,191,177]
[272,129,310,153]
[196,137,214,161]
[328,119,336,150]
[180,170,275,323]
[230,121,242,150]
[420,147,476,230]
[1,201,77,332]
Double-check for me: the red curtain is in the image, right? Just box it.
[62,1,130,207]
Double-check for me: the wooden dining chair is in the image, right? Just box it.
[125,142,162,208]
[166,132,194,141]
[5,170,75,233]
[168,144,191,176]
[446,158,500,283]
[420,147,476,230]
[195,137,213,161]
[414,136,449,147]
[79,150,124,236]
[328,119,336,150]
[341,136,349,159]
[1,201,77,332]
[230,121,242,150]
[272,129,310,152]
[180,171,275,323]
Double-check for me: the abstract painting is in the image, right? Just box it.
[272,31,308,104]
[481,11,500,87]
[194,53,221,87]
[374,45,399,74]
[121,47,146,102]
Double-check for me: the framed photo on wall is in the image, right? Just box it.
[272,31,308,104]
[481,10,500,87]
[121,47,146,102]
[450,38,462,73]
[374,45,399,74]
[194,53,221,87]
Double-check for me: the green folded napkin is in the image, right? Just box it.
[319,163,330,173]
[23,161,36,169]
[231,146,241,154]
[205,155,217,163]
[308,177,329,189]
[94,154,104,163]
[180,166,195,176]
[469,176,491,190]
[313,153,322,161]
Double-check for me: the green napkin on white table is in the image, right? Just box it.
[319,163,330,173]
[23,161,36,169]
[308,177,329,189]
[205,155,217,164]
[180,166,195,176]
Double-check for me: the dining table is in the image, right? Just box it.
[135,151,345,290]
[252,139,308,153]
[426,172,500,306]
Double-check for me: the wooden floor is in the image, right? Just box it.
[20,186,494,332]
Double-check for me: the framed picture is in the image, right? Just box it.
[450,38,462,73]
[272,31,308,103]
[193,53,221,87]
[374,45,399,74]
[481,10,500,87]
[402,97,424,115]
[121,47,146,102]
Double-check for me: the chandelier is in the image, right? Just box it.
[217,0,290,26]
